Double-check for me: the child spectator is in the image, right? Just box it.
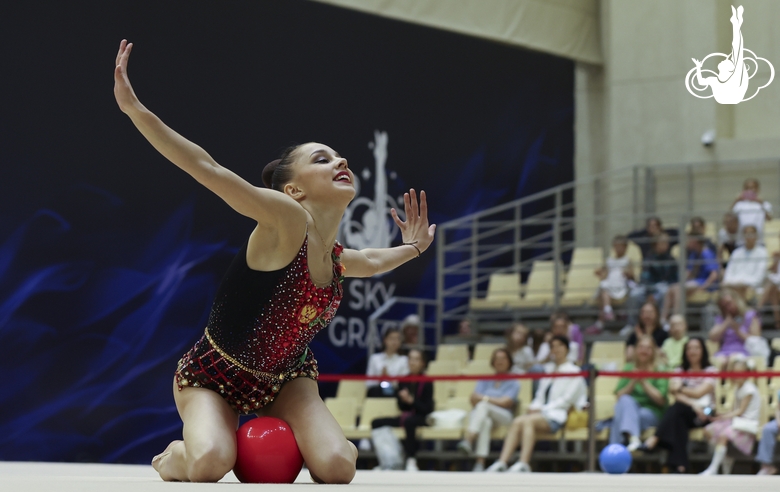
[755,389,780,475]
[700,358,761,475]
[732,178,773,245]
[660,314,689,368]
[457,348,520,472]
[722,225,768,298]
[591,236,635,332]
[660,235,719,322]
[506,323,535,373]
[366,328,409,397]
[718,212,740,259]
[371,349,433,472]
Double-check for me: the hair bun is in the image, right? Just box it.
[262,159,281,188]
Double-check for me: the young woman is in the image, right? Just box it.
[486,336,586,473]
[113,40,435,483]
[370,349,433,472]
[640,337,718,473]
[366,328,409,397]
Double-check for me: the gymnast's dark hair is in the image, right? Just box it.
[262,145,300,191]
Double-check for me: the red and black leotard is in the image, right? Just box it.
[175,231,344,414]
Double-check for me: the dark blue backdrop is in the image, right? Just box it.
[0,0,573,463]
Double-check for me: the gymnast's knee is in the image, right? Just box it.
[310,444,357,484]
[186,443,236,483]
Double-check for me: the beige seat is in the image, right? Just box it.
[560,247,603,307]
[324,397,358,432]
[428,360,461,410]
[766,235,780,256]
[469,273,521,310]
[343,397,402,440]
[473,343,505,361]
[590,341,626,361]
[435,345,470,368]
[336,380,367,412]
[515,261,563,308]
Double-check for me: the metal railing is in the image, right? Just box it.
[366,157,780,346]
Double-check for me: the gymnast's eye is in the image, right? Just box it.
[316,158,328,164]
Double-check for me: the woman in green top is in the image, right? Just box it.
[609,335,668,451]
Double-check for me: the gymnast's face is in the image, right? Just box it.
[285,142,355,203]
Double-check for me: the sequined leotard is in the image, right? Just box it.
[175,232,344,414]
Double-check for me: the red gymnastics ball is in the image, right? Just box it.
[233,417,304,483]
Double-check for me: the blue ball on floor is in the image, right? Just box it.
[599,443,632,474]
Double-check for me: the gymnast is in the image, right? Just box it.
[113,40,436,483]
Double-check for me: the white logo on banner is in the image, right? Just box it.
[685,5,774,104]
[329,130,406,349]
[339,130,405,251]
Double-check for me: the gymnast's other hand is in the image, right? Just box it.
[391,189,436,254]
[114,39,143,114]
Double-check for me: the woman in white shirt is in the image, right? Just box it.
[732,178,773,245]
[700,358,761,475]
[366,328,409,397]
[486,335,586,473]
[722,225,768,298]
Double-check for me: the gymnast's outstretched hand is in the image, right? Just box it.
[391,189,436,254]
[114,39,143,114]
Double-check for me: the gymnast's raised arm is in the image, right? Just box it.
[113,40,306,230]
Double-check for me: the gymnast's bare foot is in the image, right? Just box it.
[152,440,182,481]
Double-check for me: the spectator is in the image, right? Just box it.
[366,328,409,397]
[660,314,689,368]
[717,211,740,260]
[486,335,586,472]
[400,314,423,351]
[628,216,677,258]
[758,241,780,330]
[660,235,719,322]
[709,288,760,369]
[537,315,582,366]
[689,216,716,252]
[506,323,535,373]
[610,335,668,451]
[732,178,773,245]
[456,319,474,337]
[722,225,768,298]
[625,302,668,363]
[457,348,520,472]
[639,337,718,474]
[626,233,678,329]
[590,236,635,333]
[371,349,434,472]
[700,358,761,475]
[756,389,780,475]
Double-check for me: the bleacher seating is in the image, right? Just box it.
[560,247,603,307]
[472,343,505,361]
[469,273,520,310]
